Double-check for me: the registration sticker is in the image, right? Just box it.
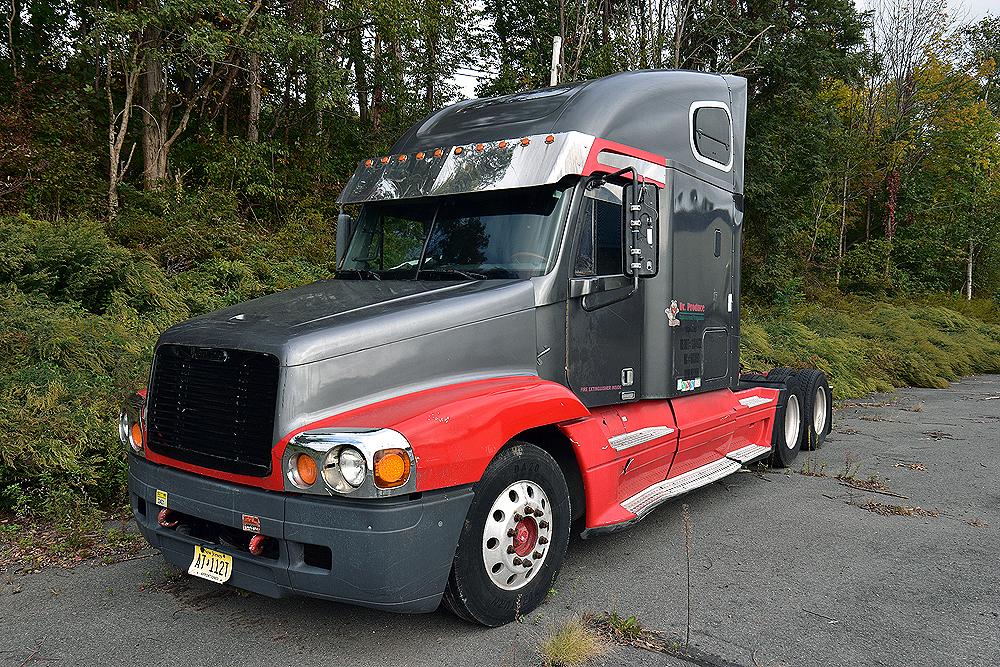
[242,514,261,533]
[188,545,233,584]
[155,489,168,507]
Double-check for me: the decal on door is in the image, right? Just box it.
[677,377,702,392]
[666,299,707,325]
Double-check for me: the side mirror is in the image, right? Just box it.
[335,212,355,267]
[622,181,659,278]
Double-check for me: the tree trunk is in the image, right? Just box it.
[248,51,261,143]
[141,45,168,188]
[107,49,140,222]
[350,28,370,126]
[966,238,973,300]
[6,0,16,79]
[836,169,848,287]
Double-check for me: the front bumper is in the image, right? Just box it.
[128,455,474,613]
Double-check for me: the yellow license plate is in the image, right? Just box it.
[188,545,233,584]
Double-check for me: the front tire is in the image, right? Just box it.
[442,442,571,626]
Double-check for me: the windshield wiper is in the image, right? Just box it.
[419,268,487,280]
[336,269,382,281]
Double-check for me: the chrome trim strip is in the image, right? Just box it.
[609,426,675,452]
[621,443,771,517]
[622,456,741,517]
[725,444,771,463]
[739,395,774,408]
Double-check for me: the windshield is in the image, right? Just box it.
[338,183,573,280]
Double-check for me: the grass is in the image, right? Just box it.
[538,619,606,667]
[741,294,1000,399]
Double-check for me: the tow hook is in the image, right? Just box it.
[157,508,180,528]
[248,534,270,556]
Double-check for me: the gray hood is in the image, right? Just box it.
[157,279,541,435]
[157,279,536,366]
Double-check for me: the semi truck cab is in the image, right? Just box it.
[123,70,833,626]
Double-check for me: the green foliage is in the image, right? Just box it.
[0,209,336,523]
[741,296,1000,399]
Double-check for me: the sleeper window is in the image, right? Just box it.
[692,105,732,168]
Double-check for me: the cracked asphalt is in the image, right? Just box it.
[2,375,999,667]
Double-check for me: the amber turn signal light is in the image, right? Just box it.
[520,137,530,146]
[130,422,144,450]
[296,454,318,486]
[373,449,410,489]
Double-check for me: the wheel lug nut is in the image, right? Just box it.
[523,559,532,567]
[539,520,549,529]
[507,528,515,537]
[507,545,515,554]
[538,536,549,545]
[533,550,543,558]
[513,513,522,522]
[513,557,522,565]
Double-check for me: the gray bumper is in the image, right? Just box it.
[128,455,474,613]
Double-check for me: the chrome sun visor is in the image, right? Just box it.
[338,132,596,204]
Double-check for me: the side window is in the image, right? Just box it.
[692,104,732,169]
[574,193,623,276]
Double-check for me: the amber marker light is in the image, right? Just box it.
[475,143,484,152]
[545,135,555,144]
[520,137,531,146]
[364,159,374,167]
[380,156,390,164]
[398,154,407,161]
[498,140,508,149]
[296,454,318,486]
[416,151,426,160]
[454,146,464,155]
[130,422,143,450]
[433,148,444,158]
[374,449,411,489]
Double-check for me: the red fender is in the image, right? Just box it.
[296,376,591,492]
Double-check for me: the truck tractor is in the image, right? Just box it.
[122,70,833,626]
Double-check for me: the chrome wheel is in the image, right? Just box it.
[481,480,552,591]
[784,393,801,450]
[813,386,828,435]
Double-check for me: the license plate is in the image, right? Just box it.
[188,545,233,584]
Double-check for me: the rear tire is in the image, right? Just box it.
[770,381,805,467]
[797,370,832,450]
[442,442,571,626]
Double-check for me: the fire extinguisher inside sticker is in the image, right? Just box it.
[155,489,168,507]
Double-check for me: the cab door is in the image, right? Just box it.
[566,183,642,408]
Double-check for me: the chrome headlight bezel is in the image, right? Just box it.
[282,428,416,498]
[119,392,147,457]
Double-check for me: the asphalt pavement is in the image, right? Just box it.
[2,376,999,667]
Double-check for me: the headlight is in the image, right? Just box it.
[338,448,367,487]
[119,392,146,456]
[285,428,415,498]
[321,446,368,493]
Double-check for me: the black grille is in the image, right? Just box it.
[146,345,280,477]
